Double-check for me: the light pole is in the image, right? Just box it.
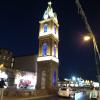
[75,0,100,97]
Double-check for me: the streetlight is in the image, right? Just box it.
[75,0,100,98]
[83,35,91,42]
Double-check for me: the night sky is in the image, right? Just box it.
[0,0,100,81]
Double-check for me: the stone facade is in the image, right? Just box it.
[37,61,58,89]
[13,55,37,72]
[37,2,59,90]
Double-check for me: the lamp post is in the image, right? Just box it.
[75,0,100,98]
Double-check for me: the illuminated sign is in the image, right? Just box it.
[14,72,37,90]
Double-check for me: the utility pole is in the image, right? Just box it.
[75,0,100,98]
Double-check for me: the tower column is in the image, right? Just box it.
[37,2,59,92]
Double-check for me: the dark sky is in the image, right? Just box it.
[0,0,100,81]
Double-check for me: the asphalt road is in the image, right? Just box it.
[3,92,89,100]
[28,93,89,100]
[29,96,89,100]
[31,96,73,100]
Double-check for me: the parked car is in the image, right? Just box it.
[58,86,75,98]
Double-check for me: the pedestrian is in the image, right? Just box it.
[0,78,6,100]
[0,78,6,88]
[89,87,98,100]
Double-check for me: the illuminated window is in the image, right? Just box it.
[54,24,56,34]
[44,24,48,32]
[54,44,57,57]
[53,71,56,86]
[42,43,48,56]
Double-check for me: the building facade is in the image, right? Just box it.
[0,48,13,69]
[13,55,37,89]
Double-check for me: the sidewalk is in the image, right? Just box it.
[3,95,54,100]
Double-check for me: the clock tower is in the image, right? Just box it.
[37,2,59,90]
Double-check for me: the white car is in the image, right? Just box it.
[58,87,74,98]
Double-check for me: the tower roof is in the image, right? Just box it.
[43,1,58,23]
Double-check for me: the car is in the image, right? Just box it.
[58,86,75,98]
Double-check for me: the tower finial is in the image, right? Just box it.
[43,1,58,22]
[48,1,52,6]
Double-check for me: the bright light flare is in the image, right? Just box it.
[83,35,91,42]
[0,70,8,79]
[72,76,76,81]
[0,64,4,69]
[75,92,83,100]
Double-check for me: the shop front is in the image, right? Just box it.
[0,70,8,88]
[14,71,37,90]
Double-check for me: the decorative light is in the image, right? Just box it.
[48,1,52,6]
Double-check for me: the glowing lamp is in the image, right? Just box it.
[83,35,91,42]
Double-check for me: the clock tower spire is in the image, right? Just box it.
[37,2,59,90]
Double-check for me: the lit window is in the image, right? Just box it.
[54,24,56,34]
[44,24,48,32]
[53,71,56,86]
[42,43,48,56]
[54,44,57,57]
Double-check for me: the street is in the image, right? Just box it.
[27,93,89,100]
[28,96,89,100]
[3,91,90,100]
[30,96,74,100]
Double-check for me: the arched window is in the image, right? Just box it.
[54,24,56,34]
[54,44,57,57]
[42,43,48,56]
[53,71,56,86]
[44,24,48,32]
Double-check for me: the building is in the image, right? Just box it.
[0,48,13,69]
[0,48,13,87]
[13,55,37,72]
[13,55,37,89]
[0,2,59,90]
[37,2,59,90]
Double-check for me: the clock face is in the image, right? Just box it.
[44,24,48,32]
